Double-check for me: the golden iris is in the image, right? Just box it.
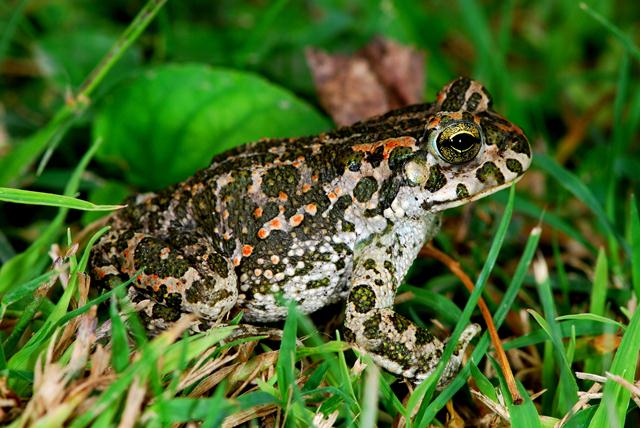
[436,122,482,164]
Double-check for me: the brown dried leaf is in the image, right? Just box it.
[306,37,425,126]
[360,37,425,108]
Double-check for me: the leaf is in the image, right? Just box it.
[93,64,331,190]
[0,187,124,211]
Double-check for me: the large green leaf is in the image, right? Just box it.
[93,64,331,190]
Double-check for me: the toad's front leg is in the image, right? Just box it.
[343,217,479,386]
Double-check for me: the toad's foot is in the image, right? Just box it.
[346,308,479,386]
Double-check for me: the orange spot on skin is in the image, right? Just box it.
[305,203,317,215]
[278,191,288,202]
[270,219,282,229]
[312,175,319,181]
[223,210,230,220]
[327,192,337,201]
[258,228,269,239]
[223,233,231,241]
[334,187,341,195]
[247,184,256,193]
[271,255,280,264]
[302,184,311,193]
[233,257,241,266]
[352,136,416,159]
[289,214,304,227]
[254,207,263,218]
[278,205,285,214]
[242,245,253,257]
[292,161,301,167]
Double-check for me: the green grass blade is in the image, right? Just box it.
[420,223,541,422]
[579,2,640,61]
[359,361,380,428]
[469,362,497,402]
[0,187,124,211]
[414,185,516,425]
[0,138,101,295]
[534,154,628,254]
[508,380,542,428]
[590,248,608,317]
[5,225,108,388]
[378,373,406,419]
[1,270,58,306]
[0,0,168,186]
[588,304,640,427]
[109,291,130,373]
[585,248,609,375]
[276,301,298,417]
[629,195,640,298]
[552,232,571,310]
[556,314,625,331]
[532,256,579,414]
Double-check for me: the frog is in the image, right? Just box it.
[90,77,531,385]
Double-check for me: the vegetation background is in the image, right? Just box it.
[0,0,639,426]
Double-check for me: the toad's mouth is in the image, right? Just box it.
[429,175,523,212]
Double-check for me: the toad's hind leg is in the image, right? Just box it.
[343,217,479,386]
[92,230,238,332]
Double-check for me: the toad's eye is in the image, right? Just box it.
[434,122,482,164]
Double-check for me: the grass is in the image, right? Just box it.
[1,0,640,426]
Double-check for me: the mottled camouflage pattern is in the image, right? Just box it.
[90,77,531,384]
